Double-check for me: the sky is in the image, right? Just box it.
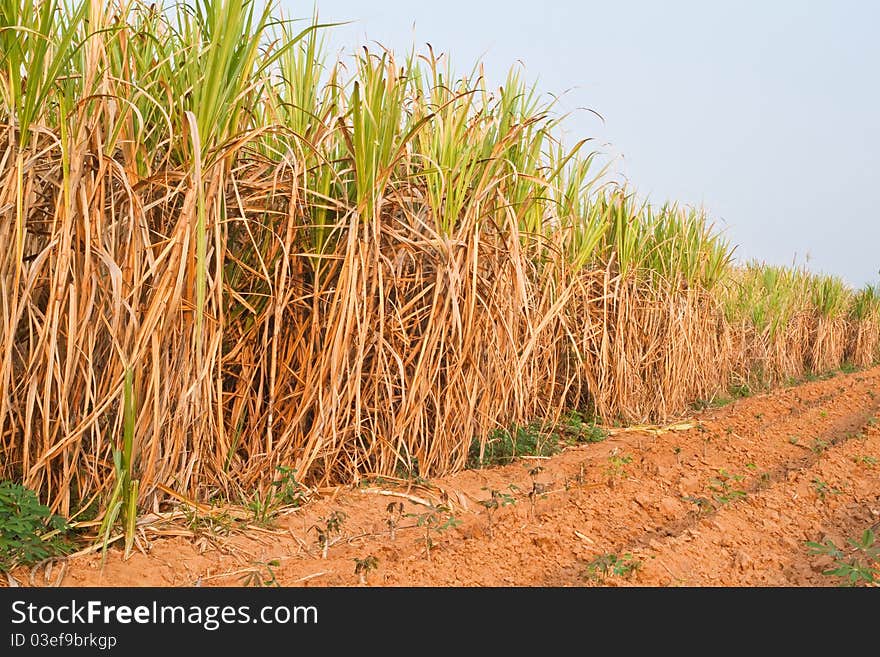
[280,0,880,285]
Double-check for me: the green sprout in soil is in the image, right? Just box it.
[603,452,632,488]
[526,466,551,519]
[408,506,460,562]
[183,507,234,549]
[246,491,275,526]
[353,555,379,585]
[272,466,309,507]
[245,465,310,527]
[311,510,347,559]
[385,502,405,541]
[240,559,281,587]
[811,437,829,455]
[708,469,746,505]
[682,495,714,514]
[584,553,641,582]
[811,478,840,500]
[478,488,517,539]
[807,529,879,586]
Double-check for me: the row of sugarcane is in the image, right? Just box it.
[1,0,877,519]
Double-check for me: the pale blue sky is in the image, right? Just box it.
[281,0,879,285]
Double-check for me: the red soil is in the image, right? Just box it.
[12,366,880,587]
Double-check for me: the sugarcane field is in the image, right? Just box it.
[1,0,878,589]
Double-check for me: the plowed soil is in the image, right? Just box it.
[15,366,880,587]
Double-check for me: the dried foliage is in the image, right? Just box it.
[0,1,876,523]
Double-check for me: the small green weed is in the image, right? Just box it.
[271,465,309,507]
[604,452,632,488]
[0,482,72,572]
[683,495,714,514]
[708,469,747,505]
[468,423,560,468]
[561,410,608,444]
[184,507,234,540]
[240,559,280,587]
[385,502,405,541]
[478,487,517,539]
[577,423,609,445]
[310,511,347,559]
[408,506,460,561]
[730,383,752,398]
[811,437,829,455]
[807,530,879,586]
[246,491,276,526]
[246,465,310,526]
[353,555,379,585]
[584,553,641,581]
[811,478,840,500]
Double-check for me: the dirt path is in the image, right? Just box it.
[27,366,880,587]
